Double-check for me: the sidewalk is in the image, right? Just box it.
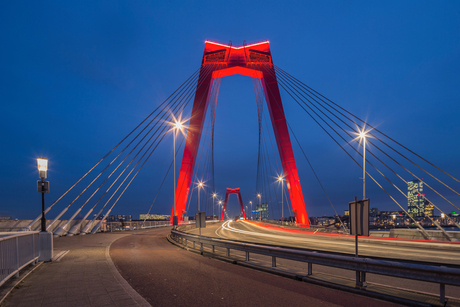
[1,231,151,307]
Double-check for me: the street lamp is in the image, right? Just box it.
[277,175,285,220]
[37,158,48,232]
[358,129,367,200]
[212,193,217,219]
[441,213,445,226]
[171,117,187,228]
[257,193,261,220]
[249,201,252,220]
[197,181,204,212]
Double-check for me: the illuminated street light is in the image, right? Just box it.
[257,194,261,220]
[197,181,204,211]
[357,128,368,200]
[249,201,252,220]
[170,116,188,229]
[441,213,445,226]
[277,175,285,220]
[37,158,49,232]
[212,193,217,219]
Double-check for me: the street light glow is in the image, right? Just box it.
[168,112,189,137]
[213,193,217,198]
[37,158,48,172]
[37,157,48,179]
[257,194,261,198]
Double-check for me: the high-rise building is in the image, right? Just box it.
[408,179,425,217]
[256,203,269,220]
[424,200,434,217]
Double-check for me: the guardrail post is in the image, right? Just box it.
[212,245,215,253]
[272,256,276,267]
[440,283,445,304]
[193,241,195,249]
[308,263,312,276]
[200,243,203,252]
[226,248,230,257]
[15,237,19,278]
[361,272,367,288]
[245,251,249,261]
[185,239,187,247]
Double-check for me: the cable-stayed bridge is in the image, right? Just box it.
[2,39,460,305]
[20,40,460,244]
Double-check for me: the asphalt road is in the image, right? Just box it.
[204,220,460,265]
[110,227,401,307]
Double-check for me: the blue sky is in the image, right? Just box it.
[1,1,460,220]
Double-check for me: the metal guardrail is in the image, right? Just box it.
[171,230,460,304]
[0,232,39,287]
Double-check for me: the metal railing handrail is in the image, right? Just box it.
[0,231,40,287]
[171,230,460,304]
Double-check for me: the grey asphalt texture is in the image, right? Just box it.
[110,227,402,307]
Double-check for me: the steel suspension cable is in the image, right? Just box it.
[275,67,460,204]
[27,68,201,230]
[275,65,460,184]
[90,64,217,231]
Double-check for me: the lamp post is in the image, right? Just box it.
[441,213,445,226]
[358,130,367,200]
[37,158,48,232]
[171,118,186,229]
[37,157,53,262]
[218,200,222,219]
[197,181,204,211]
[277,175,285,221]
[257,194,261,220]
[212,193,217,219]
[249,201,252,220]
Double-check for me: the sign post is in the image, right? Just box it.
[349,197,369,287]
[195,212,206,236]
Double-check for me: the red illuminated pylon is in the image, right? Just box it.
[221,188,247,221]
[172,40,310,228]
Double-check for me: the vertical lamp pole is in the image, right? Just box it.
[173,125,176,229]
[359,130,367,200]
[37,158,48,232]
[249,201,252,220]
[212,193,217,220]
[218,200,222,220]
[197,181,204,236]
[278,176,284,221]
[172,119,186,229]
[257,194,261,220]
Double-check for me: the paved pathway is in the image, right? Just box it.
[110,228,402,307]
[1,231,151,307]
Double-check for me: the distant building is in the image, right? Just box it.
[424,200,434,217]
[370,208,379,217]
[139,214,170,220]
[106,214,132,222]
[408,179,425,217]
[256,203,269,220]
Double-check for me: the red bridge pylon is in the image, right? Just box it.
[221,188,247,221]
[172,40,310,228]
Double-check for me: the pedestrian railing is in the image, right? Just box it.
[0,232,39,287]
[170,229,460,304]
